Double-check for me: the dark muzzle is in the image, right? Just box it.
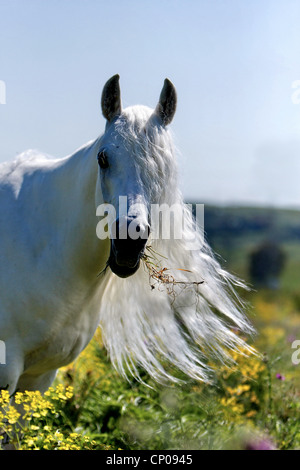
[108,218,150,278]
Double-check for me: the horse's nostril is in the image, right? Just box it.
[136,224,150,241]
[138,223,150,240]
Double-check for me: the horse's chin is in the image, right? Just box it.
[108,256,141,278]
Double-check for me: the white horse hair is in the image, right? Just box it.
[0,75,253,394]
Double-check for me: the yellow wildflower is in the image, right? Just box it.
[0,389,10,406]
[6,406,21,424]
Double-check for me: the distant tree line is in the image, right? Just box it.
[191,205,300,243]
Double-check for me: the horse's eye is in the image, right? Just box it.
[97,150,109,169]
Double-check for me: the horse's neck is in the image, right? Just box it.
[61,140,106,271]
[26,139,107,284]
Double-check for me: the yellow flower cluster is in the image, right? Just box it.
[21,430,97,451]
[218,345,266,422]
[226,384,251,396]
[0,389,10,407]
[221,346,265,381]
[0,390,21,429]
[0,385,98,450]
[45,384,74,401]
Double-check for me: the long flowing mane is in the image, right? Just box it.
[97,105,254,383]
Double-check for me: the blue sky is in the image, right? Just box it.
[1,0,300,207]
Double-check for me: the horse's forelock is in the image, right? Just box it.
[113,105,178,205]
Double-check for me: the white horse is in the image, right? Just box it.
[0,75,253,395]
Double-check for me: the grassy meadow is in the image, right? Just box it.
[1,205,299,450]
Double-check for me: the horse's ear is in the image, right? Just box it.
[155,78,177,126]
[101,74,122,122]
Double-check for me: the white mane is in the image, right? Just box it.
[97,105,254,383]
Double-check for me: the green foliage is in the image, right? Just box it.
[1,290,299,450]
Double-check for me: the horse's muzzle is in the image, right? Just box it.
[108,218,150,278]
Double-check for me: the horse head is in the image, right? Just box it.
[97,75,177,278]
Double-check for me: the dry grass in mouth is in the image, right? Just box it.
[142,245,204,296]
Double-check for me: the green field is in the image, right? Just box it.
[1,205,299,450]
